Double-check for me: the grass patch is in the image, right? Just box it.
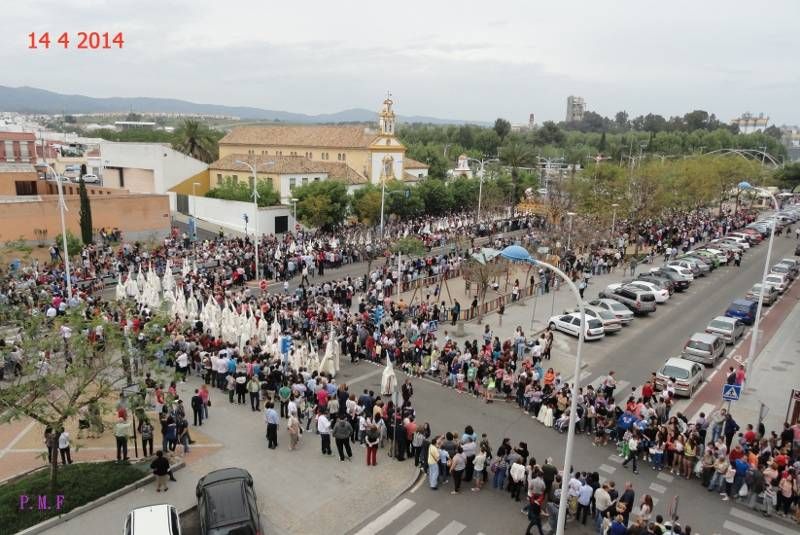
[0,461,150,533]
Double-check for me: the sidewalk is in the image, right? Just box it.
[40,372,417,535]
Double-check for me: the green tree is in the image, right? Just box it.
[447,176,479,208]
[293,181,348,229]
[534,121,566,146]
[598,131,607,152]
[493,118,511,141]
[205,178,280,207]
[415,178,453,215]
[390,237,427,256]
[351,184,382,224]
[500,140,533,200]
[54,232,82,258]
[0,307,126,489]
[614,111,629,130]
[172,119,219,163]
[774,162,800,190]
[78,179,93,245]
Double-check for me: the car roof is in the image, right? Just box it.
[201,479,251,527]
[663,357,695,370]
[732,298,756,306]
[688,332,718,343]
[710,315,736,324]
[129,504,176,535]
[199,467,252,487]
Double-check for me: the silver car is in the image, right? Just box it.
[655,357,705,397]
[587,298,635,324]
[682,332,725,366]
[745,283,778,306]
[705,315,745,344]
[573,305,623,333]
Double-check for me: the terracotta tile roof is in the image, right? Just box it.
[0,162,37,173]
[0,132,36,142]
[404,157,429,169]
[219,125,377,149]
[209,154,367,185]
[402,171,423,182]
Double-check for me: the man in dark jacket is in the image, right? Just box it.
[724,413,740,449]
[332,418,353,461]
[191,390,203,426]
[150,450,171,492]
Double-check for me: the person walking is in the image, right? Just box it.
[150,450,171,493]
[525,496,545,535]
[318,411,333,456]
[264,402,279,449]
[58,428,73,465]
[139,418,154,457]
[191,389,203,426]
[333,416,354,461]
[622,431,640,474]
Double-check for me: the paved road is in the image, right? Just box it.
[345,236,800,535]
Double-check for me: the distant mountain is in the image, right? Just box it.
[0,85,482,125]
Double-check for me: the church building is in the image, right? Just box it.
[210,96,428,202]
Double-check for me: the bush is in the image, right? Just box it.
[0,461,149,533]
[53,232,82,258]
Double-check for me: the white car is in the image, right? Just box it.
[79,174,100,183]
[548,313,605,341]
[619,280,670,303]
[764,272,789,293]
[701,248,729,264]
[586,298,635,325]
[573,304,623,333]
[124,504,182,535]
[659,264,694,281]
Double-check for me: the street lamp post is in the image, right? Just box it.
[738,181,778,365]
[500,245,585,535]
[291,197,299,231]
[47,165,72,298]
[235,160,262,280]
[611,203,619,238]
[566,212,576,250]
[467,157,498,224]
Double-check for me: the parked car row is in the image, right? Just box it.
[653,209,800,398]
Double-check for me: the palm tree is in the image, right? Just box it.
[500,141,533,201]
[172,119,218,163]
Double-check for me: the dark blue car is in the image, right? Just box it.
[724,299,758,325]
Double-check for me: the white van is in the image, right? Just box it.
[124,504,181,535]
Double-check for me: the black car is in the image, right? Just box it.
[635,273,675,295]
[646,269,689,291]
[196,468,262,535]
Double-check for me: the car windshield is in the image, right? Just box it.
[587,319,603,329]
[610,302,628,312]
[708,320,731,331]
[766,276,781,283]
[732,304,751,313]
[208,526,255,535]
[687,341,710,350]
[661,365,690,380]
[640,294,655,302]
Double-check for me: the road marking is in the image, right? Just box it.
[608,454,624,464]
[436,521,466,535]
[409,476,425,494]
[396,509,440,535]
[722,520,764,535]
[656,472,674,483]
[707,369,718,381]
[651,497,659,508]
[648,482,667,494]
[729,507,798,535]
[598,464,617,474]
[353,498,416,535]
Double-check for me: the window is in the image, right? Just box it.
[337,153,341,161]
[289,177,296,190]
[290,151,297,156]
[267,177,273,189]
[248,149,254,155]
[277,150,282,156]
[4,141,13,162]
[302,177,309,185]
[314,176,320,182]
[342,153,346,161]
[261,150,266,155]
[217,173,223,185]
[232,174,239,184]
[19,142,29,162]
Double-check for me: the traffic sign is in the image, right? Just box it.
[722,384,742,401]
[259,279,268,291]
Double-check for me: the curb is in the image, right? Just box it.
[16,460,186,535]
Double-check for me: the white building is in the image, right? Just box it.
[731,112,770,134]
[566,96,586,122]
[100,142,208,194]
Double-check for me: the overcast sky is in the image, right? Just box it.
[4,0,799,124]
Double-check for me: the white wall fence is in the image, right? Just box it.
[188,195,294,236]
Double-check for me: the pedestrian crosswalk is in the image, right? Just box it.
[352,498,487,535]
[723,506,799,535]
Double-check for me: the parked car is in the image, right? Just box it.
[648,268,690,291]
[705,315,745,344]
[728,231,758,244]
[746,283,779,306]
[124,504,181,535]
[718,236,750,250]
[764,272,789,293]
[672,256,710,275]
[738,229,764,243]
[655,356,705,397]
[682,332,725,366]
[572,305,623,333]
[725,298,758,325]
[667,259,702,277]
[548,313,605,340]
[770,263,796,281]
[660,264,694,281]
[196,468,262,535]
[699,248,729,265]
[618,279,670,303]
[689,250,720,269]
[587,298,635,324]
[598,285,657,315]
[636,273,676,294]
[79,173,100,183]
[778,258,799,276]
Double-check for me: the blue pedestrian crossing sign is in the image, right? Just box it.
[722,384,741,401]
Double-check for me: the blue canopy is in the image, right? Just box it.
[500,244,534,263]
